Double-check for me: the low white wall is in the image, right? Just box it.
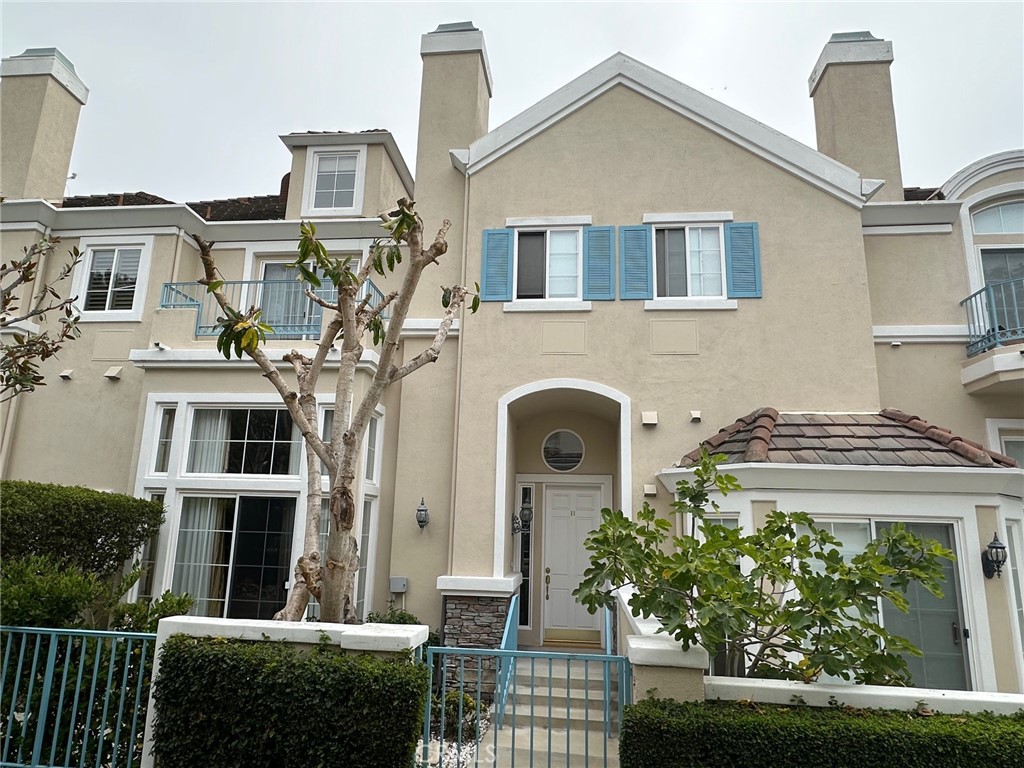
[706,676,1024,716]
[141,617,429,767]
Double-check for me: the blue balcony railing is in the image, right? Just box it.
[159,279,387,339]
[961,277,1024,357]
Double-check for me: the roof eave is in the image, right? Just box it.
[659,462,1023,497]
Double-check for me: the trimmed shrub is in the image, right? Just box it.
[431,690,480,742]
[111,591,196,633]
[1,481,164,576]
[0,555,105,627]
[620,698,1024,768]
[153,634,429,768]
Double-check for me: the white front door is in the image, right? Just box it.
[543,484,601,640]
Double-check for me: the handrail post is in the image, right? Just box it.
[30,632,59,765]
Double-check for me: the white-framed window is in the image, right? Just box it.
[516,483,535,629]
[153,407,176,473]
[972,201,1024,234]
[1006,520,1024,666]
[71,235,154,321]
[301,145,367,217]
[186,408,300,475]
[514,228,582,300]
[985,418,1024,465]
[355,411,383,619]
[653,224,725,299]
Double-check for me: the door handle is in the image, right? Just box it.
[952,621,961,646]
[545,567,551,600]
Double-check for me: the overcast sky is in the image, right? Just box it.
[3,1,1022,202]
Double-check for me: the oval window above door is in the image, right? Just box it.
[542,430,584,472]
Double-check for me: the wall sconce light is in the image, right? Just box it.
[982,532,1008,579]
[415,497,429,530]
[512,499,533,535]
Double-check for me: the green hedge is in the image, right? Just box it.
[620,698,1024,768]
[153,635,429,768]
[0,481,163,576]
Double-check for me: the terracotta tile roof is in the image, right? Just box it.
[186,194,285,221]
[61,174,292,222]
[61,191,175,207]
[677,408,1018,469]
[903,186,946,201]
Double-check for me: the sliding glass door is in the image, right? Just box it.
[172,496,296,620]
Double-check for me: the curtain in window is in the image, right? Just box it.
[187,409,230,472]
[172,497,234,618]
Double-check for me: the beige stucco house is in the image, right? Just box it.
[2,25,1022,693]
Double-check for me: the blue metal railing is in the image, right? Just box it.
[0,626,157,768]
[420,644,631,768]
[159,278,388,339]
[961,277,1024,356]
[495,594,520,728]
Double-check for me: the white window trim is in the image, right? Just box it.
[702,487,1006,692]
[300,145,367,217]
[514,482,536,630]
[649,223,728,303]
[971,200,1024,235]
[510,225,584,304]
[355,406,384,619]
[957,183,1024,294]
[71,234,154,322]
[135,392,324,602]
[1003,515,1024,692]
[985,418,1024,457]
[643,211,734,224]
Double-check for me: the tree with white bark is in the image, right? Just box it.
[190,199,476,623]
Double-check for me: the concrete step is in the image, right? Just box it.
[513,664,623,692]
[493,723,620,768]
[510,688,623,721]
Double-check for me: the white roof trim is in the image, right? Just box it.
[464,53,866,208]
[807,37,893,97]
[941,150,1024,201]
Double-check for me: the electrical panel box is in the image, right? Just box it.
[390,576,408,594]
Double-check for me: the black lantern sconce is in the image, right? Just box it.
[512,499,533,535]
[982,532,1008,579]
[415,497,429,530]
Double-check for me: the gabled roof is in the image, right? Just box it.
[460,53,867,207]
[678,407,1018,469]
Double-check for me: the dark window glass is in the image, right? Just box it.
[542,430,584,472]
[517,232,546,299]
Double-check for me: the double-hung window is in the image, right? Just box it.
[654,225,725,298]
[301,145,366,217]
[516,229,582,300]
[72,235,154,321]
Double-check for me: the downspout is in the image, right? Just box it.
[0,225,53,478]
[446,168,472,574]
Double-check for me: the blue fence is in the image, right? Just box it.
[421,601,631,767]
[961,277,1024,356]
[0,627,157,768]
[160,278,387,339]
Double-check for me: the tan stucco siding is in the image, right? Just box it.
[1,75,82,201]
[865,230,970,326]
[812,62,903,202]
[284,148,307,220]
[387,337,455,628]
[445,84,880,577]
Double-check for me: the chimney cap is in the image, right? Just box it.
[808,31,893,97]
[432,21,479,34]
[1,46,88,105]
[421,22,493,97]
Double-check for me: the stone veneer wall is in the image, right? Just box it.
[440,595,511,702]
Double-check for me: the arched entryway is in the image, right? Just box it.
[494,379,631,647]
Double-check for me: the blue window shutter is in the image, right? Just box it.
[725,221,762,298]
[480,229,513,301]
[583,226,615,300]
[619,226,652,300]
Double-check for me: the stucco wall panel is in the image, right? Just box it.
[865,231,969,325]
